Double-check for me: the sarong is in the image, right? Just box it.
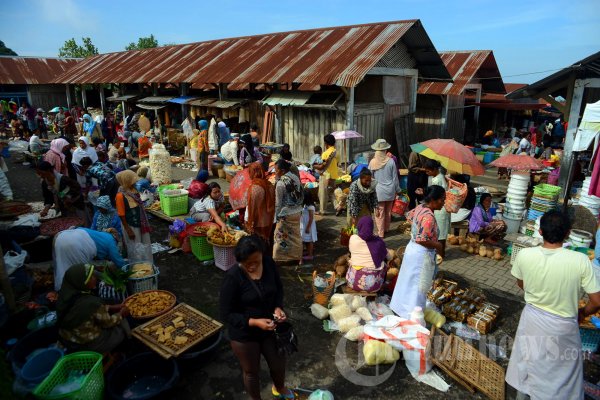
[506,304,583,400]
[273,212,302,263]
[389,240,436,319]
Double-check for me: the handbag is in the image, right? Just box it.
[243,267,298,355]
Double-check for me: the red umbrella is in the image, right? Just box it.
[228,168,252,210]
[410,139,485,176]
[488,154,544,171]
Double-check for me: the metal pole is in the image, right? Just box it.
[99,85,106,114]
[345,87,355,166]
[558,79,585,196]
[65,84,72,109]
[81,85,87,110]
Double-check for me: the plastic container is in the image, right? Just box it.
[399,175,408,190]
[149,145,172,185]
[33,351,104,400]
[106,352,179,400]
[212,244,237,271]
[160,189,189,217]
[410,306,425,327]
[20,347,64,384]
[124,264,159,294]
[569,229,593,248]
[178,330,223,363]
[483,152,494,164]
[8,326,59,376]
[502,213,522,234]
[580,328,600,353]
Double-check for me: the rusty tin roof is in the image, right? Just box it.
[0,56,80,85]
[54,20,450,88]
[418,50,505,96]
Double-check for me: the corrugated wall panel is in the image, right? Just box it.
[446,94,465,142]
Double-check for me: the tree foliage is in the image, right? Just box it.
[0,41,17,56]
[58,37,98,58]
[125,34,159,51]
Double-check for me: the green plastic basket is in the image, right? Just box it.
[190,234,214,262]
[534,183,561,196]
[161,189,189,217]
[33,351,104,400]
[157,184,179,201]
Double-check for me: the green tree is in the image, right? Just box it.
[58,37,98,58]
[125,34,159,51]
[0,41,17,56]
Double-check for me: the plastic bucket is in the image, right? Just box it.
[502,213,522,234]
[20,347,64,384]
[8,326,59,376]
[178,330,223,366]
[483,152,494,164]
[107,352,179,400]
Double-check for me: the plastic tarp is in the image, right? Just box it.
[573,101,600,152]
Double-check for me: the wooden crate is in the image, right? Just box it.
[429,326,505,400]
[132,303,223,359]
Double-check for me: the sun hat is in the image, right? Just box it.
[36,108,44,113]
[484,130,494,137]
[371,138,391,151]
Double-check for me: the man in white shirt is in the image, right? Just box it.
[506,210,600,400]
[220,133,239,166]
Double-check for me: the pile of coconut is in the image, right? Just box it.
[448,234,504,260]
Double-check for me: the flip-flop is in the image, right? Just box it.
[272,386,297,399]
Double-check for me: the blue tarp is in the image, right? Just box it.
[168,96,199,105]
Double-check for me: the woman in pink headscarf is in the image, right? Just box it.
[43,138,70,175]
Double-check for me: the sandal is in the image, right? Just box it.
[272,387,296,399]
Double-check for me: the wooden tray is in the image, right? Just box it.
[132,303,223,359]
[429,326,505,400]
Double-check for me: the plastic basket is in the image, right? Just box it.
[580,328,600,352]
[157,184,179,202]
[211,244,237,271]
[444,178,467,213]
[124,264,159,294]
[161,189,189,217]
[190,235,214,262]
[392,193,409,216]
[312,271,336,306]
[510,242,528,265]
[33,351,104,400]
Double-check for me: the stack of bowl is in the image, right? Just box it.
[527,183,560,221]
[579,177,600,218]
[502,173,529,233]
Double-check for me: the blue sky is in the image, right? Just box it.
[3,0,599,83]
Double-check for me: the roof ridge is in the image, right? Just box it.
[0,55,82,60]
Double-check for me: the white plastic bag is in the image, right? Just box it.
[129,243,153,264]
[4,250,27,276]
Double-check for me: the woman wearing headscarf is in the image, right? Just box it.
[197,119,209,171]
[346,216,392,293]
[82,114,102,141]
[72,136,99,189]
[62,111,78,142]
[273,159,303,263]
[91,195,123,240]
[208,117,219,154]
[246,162,276,244]
[347,169,378,226]
[369,139,400,238]
[390,185,445,319]
[115,170,153,263]
[469,193,507,243]
[43,138,70,175]
[279,144,292,162]
[217,120,230,148]
[239,134,263,168]
[57,264,130,353]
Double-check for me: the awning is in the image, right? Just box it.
[136,103,168,110]
[210,100,244,108]
[468,102,547,110]
[168,96,200,105]
[138,96,175,103]
[106,94,139,102]
[188,98,217,107]
[262,91,312,106]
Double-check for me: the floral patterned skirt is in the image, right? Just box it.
[273,212,302,263]
[346,263,387,293]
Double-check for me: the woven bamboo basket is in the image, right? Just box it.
[312,271,336,306]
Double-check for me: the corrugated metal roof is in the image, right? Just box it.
[168,96,200,104]
[211,100,244,108]
[53,20,450,88]
[418,50,505,96]
[138,96,175,103]
[188,98,217,106]
[0,56,80,85]
[136,103,168,110]
[507,51,600,99]
[106,94,139,102]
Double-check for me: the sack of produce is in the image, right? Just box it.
[363,340,399,365]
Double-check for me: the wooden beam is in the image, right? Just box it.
[558,78,585,196]
[367,67,419,77]
[584,78,600,87]
[564,72,576,117]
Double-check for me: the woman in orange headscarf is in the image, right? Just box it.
[245,162,275,244]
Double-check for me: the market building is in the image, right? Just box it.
[53,20,452,162]
[0,56,80,111]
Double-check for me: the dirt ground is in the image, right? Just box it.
[2,156,598,400]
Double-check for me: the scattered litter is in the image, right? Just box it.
[152,243,171,254]
[486,343,507,360]
[444,321,481,340]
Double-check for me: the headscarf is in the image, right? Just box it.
[72,136,98,165]
[247,162,275,231]
[218,121,230,146]
[50,138,69,162]
[82,114,96,136]
[357,216,387,267]
[56,264,102,330]
[116,170,151,234]
[241,134,255,161]
[196,169,209,183]
[95,195,117,231]
[198,120,208,130]
[369,150,390,171]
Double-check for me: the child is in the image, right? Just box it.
[309,146,323,179]
[300,190,317,264]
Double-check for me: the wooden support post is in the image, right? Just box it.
[180,83,189,119]
[65,84,72,109]
[81,85,87,109]
[558,79,585,197]
[99,85,106,114]
[345,86,355,167]
[441,95,449,138]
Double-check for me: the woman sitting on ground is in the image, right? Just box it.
[190,182,228,231]
[57,264,130,353]
[346,216,392,293]
[469,193,507,243]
